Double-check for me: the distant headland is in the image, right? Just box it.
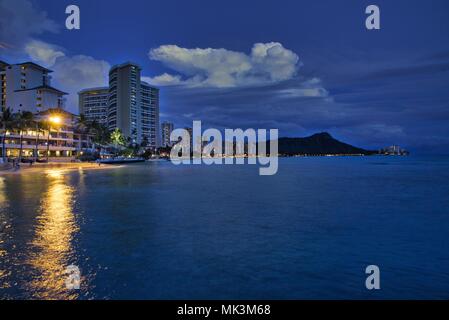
[274,132,408,156]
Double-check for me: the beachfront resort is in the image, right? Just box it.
[0,60,171,170]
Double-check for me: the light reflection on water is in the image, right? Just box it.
[27,170,79,299]
[0,176,11,290]
[0,170,86,300]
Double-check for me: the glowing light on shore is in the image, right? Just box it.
[49,116,62,125]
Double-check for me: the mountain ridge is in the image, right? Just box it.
[274,132,376,155]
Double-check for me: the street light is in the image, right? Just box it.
[49,116,62,125]
[46,114,63,162]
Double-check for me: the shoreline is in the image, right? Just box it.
[0,162,122,176]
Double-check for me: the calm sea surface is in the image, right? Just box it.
[1,156,449,299]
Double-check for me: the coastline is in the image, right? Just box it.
[0,162,121,176]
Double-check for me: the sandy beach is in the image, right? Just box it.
[0,161,122,176]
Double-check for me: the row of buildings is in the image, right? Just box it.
[1,59,175,161]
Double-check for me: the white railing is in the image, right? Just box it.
[3,143,76,151]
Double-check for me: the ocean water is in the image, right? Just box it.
[0,156,448,299]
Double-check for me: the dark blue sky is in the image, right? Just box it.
[1,0,449,152]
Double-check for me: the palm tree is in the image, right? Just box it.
[0,108,14,162]
[76,114,89,134]
[45,119,59,162]
[35,120,49,161]
[110,128,125,152]
[90,121,110,146]
[16,111,34,163]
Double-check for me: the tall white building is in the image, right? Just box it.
[107,62,159,147]
[141,82,160,148]
[78,87,109,125]
[0,61,66,113]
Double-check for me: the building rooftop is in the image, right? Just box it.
[15,85,68,95]
[15,61,53,73]
[109,61,142,72]
[78,87,109,95]
[141,81,159,90]
[36,108,77,119]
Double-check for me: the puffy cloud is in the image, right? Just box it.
[148,42,300,88]
[24,40,65,67]
[250,42,300,82]
[50,55,110,112]
[23,39,111,112]
[0,0,58,50]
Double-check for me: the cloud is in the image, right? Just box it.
[277,78,329,98]
[23,39,111,112]
[0,0,59,50]
[147,42,300,88]
[50,55,110,111]
[142,73,181,86]
[278,88,329,98]
[24,39,65,67]
[13,36,111,113]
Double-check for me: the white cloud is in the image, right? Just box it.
[147,42,300,88]
[23,40,111,112]
[50,55,110,112]
[142,73,182,86]
[24,40,65,67]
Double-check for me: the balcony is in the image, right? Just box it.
[3,143,76,151]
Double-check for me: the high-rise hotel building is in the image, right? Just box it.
[78,87,109,125]
[140,81,160,148]
[79,62,160,147]
[1,60,66,113]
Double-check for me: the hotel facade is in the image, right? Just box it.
[80,62,160,148]
[1,60,93,161]
[78,87,109,125]
[1,61,66,113]
[1,108,94,160]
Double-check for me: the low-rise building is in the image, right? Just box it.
[0,109,94,161]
